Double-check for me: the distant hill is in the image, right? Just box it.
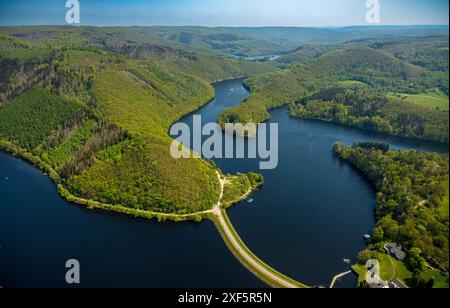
[141,25,450,56]
[1,24,448,59]
[353,35,449,72]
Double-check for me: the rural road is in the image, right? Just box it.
[212,172,302,288]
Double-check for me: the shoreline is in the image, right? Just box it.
[0,144,307,288]
[0,78,244,223]
[0,141,211,222]
[1,137,309,289]
[0,138,259,223]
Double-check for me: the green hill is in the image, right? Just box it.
[142,26,449,57]
[1,26,449,217]
[0,87,84,148]
[361,35,449,72]
[0,28,274,216]
[335,143,449,277]
[0,24,282,216]
[218,47,449,142]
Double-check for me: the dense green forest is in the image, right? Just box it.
[139,26,449,57]
[290,86,449,142]
[0,26,276,215]
[44,119,96,167]
[0,86,84,148]
[361,35,449,72]
[0,26,449,288]
[334,142,449,286]
[0,26,448,220]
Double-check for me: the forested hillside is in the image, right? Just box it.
[1,25,449,217]
[360,35,449,72]
[0,87,84,148]
[291,86,449,142]
[334,142,449,286]
[141,26,449,57]
[0,26,276,216]
[218,46,449,142]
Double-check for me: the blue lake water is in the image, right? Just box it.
[175,78,448,288]
[1,78,447,288]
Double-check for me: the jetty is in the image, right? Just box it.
[330,270,353,288]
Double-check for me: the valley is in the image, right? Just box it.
[0,24,448,288]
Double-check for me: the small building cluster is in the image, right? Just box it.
[384,242,407,260]
[389,278,409,289]
[364,242,409,289]
[368,277,409,289]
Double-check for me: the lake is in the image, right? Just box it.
[1,78,447,288]
[174,78,448,288]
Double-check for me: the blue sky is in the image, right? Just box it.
[0,0,448,27]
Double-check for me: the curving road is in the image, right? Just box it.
[212,172,306,288]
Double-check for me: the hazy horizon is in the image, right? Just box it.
[0,0,448,27]
[0,24,449,28]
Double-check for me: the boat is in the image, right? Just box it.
[343,259,351,264]
[245,198,254,204]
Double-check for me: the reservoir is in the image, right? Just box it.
[0,149,265,288]
[1,78,447,287]
[175,78,448,288]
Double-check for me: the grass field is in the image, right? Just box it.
[66,50,108,68]
[389,89,449,111]
[353,252,449,288]
[353,253,413,285]
[379,254,412,282]
[336,80,368,87]
[420,269,449,289]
